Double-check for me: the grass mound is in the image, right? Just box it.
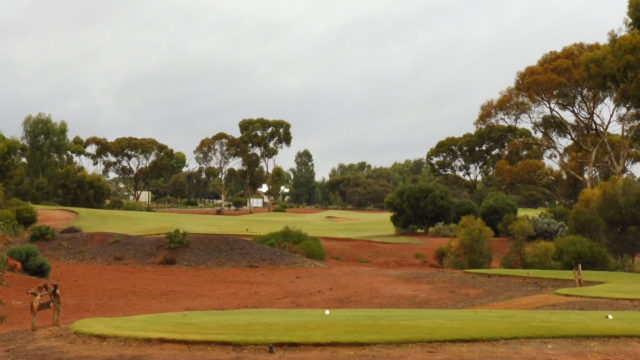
[71,309,640,344]
[467,269,640,300]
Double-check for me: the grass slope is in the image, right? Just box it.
[38,206,396,240]
[467,269,640,300]
[72,309,640,344]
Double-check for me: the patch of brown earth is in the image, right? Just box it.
[36,209,78,229]
[34,233,317,268]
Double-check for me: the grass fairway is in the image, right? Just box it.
[71,309,640,344]
[467,269,640,300]
[38,205,397,240]
[517,208,544,217]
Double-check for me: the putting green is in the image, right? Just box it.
[37,205,398,241]
[467,269,640,300]
[71,309,640,344]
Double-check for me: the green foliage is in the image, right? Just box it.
[497,214,518,237]
[166,229,189,249]
[501,217,535,269]
[29,225,56,242]
[272,206,286,213]
[445,216,493,269]
[435,247,447,267]
[106,198,124,209]
[385,182,454,233]
[524,241,559,270]
[452,199,479,223]
[554,235,612,270]
[414,253,426,260]
[10,201,37,228]
[480,193,518,233]
[231,197,245,209]
[7,244,51,278]
[531,215,567,240]
[122,201,147,212]
[544,206,570,223]
[253,226,325,261]
[22,113,69,179]
[427,222,458,237]
[289,149,317,205]
[568,188,606,243]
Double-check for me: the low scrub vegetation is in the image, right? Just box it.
[444,216,493,269]
[253,226,326,261]
[165,229,189,249]
[29,225,56,242]
[7,244,51,278]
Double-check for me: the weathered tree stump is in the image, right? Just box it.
[27,282,60,331]
[573,264,584,287]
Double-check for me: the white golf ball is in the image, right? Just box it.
[324,309,331,315]
[606,314,613,319]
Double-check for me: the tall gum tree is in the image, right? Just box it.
[239,118,291,209]
[477,43,639,188]
[194,132,243,213]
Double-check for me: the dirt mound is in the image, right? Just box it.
[36,209,78,229]
[35,232,317,268]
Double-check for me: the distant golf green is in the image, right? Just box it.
[517,208,544,217]
[38,206,397,240]
[72,309,640,344]
[467,269,640,300]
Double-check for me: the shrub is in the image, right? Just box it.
[480,193,518,233]
[231,197,245,209]
[501,217,534,269]
[568,188,605,243]
[9,201,37,228]
[166,229,189,249]
[122,201,147,212]
[427,222,458,237]
[445,216,493,269]
[452,199,479,223]
[59,226,82,234]
[554,235,612,270]
[434,247,448,267]
[525,241,559,269]
[106,198,124,209]
[272,206,286,213]
[531,215,567,240]
[385,182,455,233]
[29,225,56,242]
[253,226,326,261]
[182,198,198,206]
[7,244,51,278]
[0,210,21,237]
[497,214,518,237]
[39,201,60,206]
[544,206,570,223]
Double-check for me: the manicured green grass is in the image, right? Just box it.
[517,208,544,217]
[71,309,640,344]
[37,206,398,241]
[467,269,640,300]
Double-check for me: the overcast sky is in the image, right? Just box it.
[0,0,629,178]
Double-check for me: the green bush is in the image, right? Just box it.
[544,206,570,223]
[29,225,56,242]
[497,214,518,237]
[9,200,37,228]
[166,229,189,249]
[106,198,124,209]
[122,201,146,211]
[253,226,326,261]
[531,215,567,240]
[272,206,287,213]
[452,199,479,223]
[480,193,518,233]
[0,210,21,237]
[427,222,458,237]
[554,235,612,270]
[7,244,51,278]
[231,197,246,209]
[525,241,559,269]
[445,216,493,269]
[434,247,448,267]
[182,199,198,206]
[385,182,455,233]
[501,217,534,269]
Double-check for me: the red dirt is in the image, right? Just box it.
[35,209,78,229]
[2,234,639,359]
